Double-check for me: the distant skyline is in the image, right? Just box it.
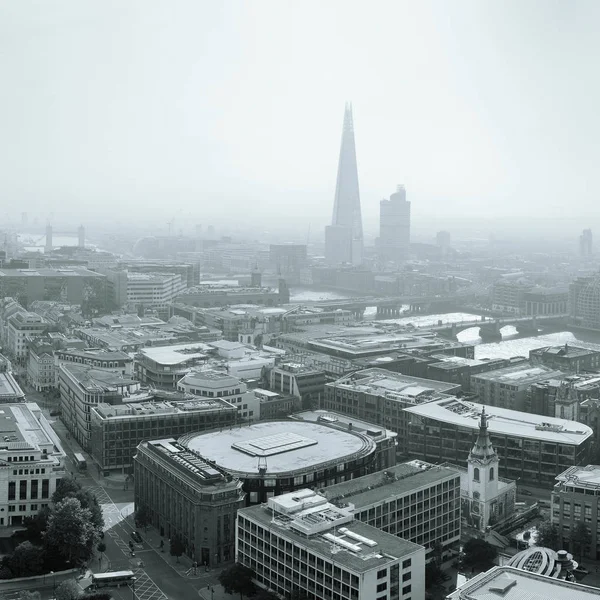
[2,1,600,235]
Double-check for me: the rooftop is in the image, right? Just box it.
[328,368,460,402]
[0,267,103,278]
[126,272,181,282]
[405,398,593,445]
[240,490,422,573]
[93,397,236,420]
[446,566,600,600]
[531,345,600,358]
[555,465,600,490]
[138,342,212,365]
[0,373,25,399]
[179,420,377,477]
[60,363,139,393]
[56,348,132,361]
[471,363,564,386]
[322,461,460,509]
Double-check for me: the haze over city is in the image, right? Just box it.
[2,0,600,239]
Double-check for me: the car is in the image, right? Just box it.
[519,489,533,496]
[575,566,590,576]
[131,530,142,543]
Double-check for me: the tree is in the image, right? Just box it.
[44,497,98,566]
[425,562,444,588]
[535,522,560,550]
[8,541,45,577]
[17,592,41,600]
[218,563,256,599]
[23,506,51,543]
[52,480,104,532]
[570,521,592,561]
[55,579,82,600]
[431,541,444,567]
[134,504,152,532]
[169,536,184,563]
[463,538,497,568]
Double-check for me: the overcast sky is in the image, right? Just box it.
[2,0,599,237]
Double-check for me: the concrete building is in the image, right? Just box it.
[569,276,600,331]
[177,420,380,505]
[55,348,133,377]
[291,410,397,472]
[125,272,187,308]
[458,408,516,532]
[175,284,284,308]
[491,279,532,314]
[325,104,364,266]
[504,547,578,579]
[270,362,327,409]
[404,397,593,486]
[91,397,238,473]
[6,311,47,362]
[522,287,568,316]
[58,363,142,450]
[134,437,245,566]
[446,566,600,600]
[0,372,25,404]
[470,363,564,411]
[27,338,55,392]
[237,489,425,600]
[134,343,212,388]
[322,460,461,562]
[551,465,600,559]
[379,185,411,264]
[530,344,600,373]
[324,368,461,455]
[0,403,66,526]
[254,388,300,420]
[177,369,259,421]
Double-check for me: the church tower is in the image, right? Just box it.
[467,407,499,529]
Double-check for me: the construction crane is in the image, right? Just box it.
[166,219,174,236]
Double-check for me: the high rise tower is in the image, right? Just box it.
[325,103,363,265]
[379,185,411,264]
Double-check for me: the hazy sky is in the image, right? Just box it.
[2,0,600,237]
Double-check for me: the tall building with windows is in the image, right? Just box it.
[379,186,411,264]
[580,229,593,257]
[237,489,425,600]
[326,104,363,266]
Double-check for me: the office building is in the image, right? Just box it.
[0,403,66,526]
[55,348,134,376]
[177,369,259,421]
[325,104,363,266]
[254,388,300,420]
[470,363,564,411]
[322,461,461,561]
[522,287,568,316]
[175,283,284,308]
[404,397,593,486]
[125,272,187,308]
[134,438,245,566]
[6,311,47,362]
[580,229,593,257]
[177,420,380,505]
[324,368,461,454]
[58,363,142,450]
[379,185,411,264]
[569,276,600,331]
[446,566,600,600]
[270,363,327,408]
[237,489,425,600]
[551,465,600,559]
[530,344,600,373]
[491,279,532,314]
[291,410,397,472]
[27,338,55,392]
[0,370,25,404]
[91,397,237,473]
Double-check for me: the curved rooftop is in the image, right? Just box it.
[179,421,377,478]
[506,547,577,578]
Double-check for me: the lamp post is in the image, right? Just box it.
[131,576,137,600]
[50,570,55,596]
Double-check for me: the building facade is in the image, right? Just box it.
[134,438,245,567]
[237,490,425,600]
[322,461,461,562]
[270,362,327,408]
[27,339,55,392]
[529,345,600,373]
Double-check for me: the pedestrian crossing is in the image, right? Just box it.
[132,567,168,600]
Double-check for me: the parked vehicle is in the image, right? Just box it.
[131,530,142,543]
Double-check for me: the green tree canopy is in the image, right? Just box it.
[17,591,41,600]
[45,497,98,566]
[218,563,256,600]
[463,538,497,568]
[55,579,82,600]
[134,504,152,531]
[535,522,561,550]
[570,521,592,561]
[23,506,51,543]
[169,536,184,563]
[7,541,45,577]
[52,480,104,531]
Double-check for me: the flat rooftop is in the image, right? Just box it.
[241,493,421,573]
[531,345,600,358]
[93,397,235,420]
[0,267,103,278]
[329,368,460,400]
[291,410,397,441]
[322,461,460,509]
[555,465,600,490]
[138,343,212,365]
[180,421,377,477]
[0,403,61,452]
[447,565,600,600]
[0,373,25,399]
[471,363,564,386]
[61,363,139,392]
[405,398,593,445]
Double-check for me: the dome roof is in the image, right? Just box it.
[506,546,577,578]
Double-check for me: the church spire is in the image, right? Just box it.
[469,406,497,463]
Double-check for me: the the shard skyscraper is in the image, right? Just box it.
[325,103,363,265]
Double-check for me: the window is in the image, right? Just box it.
[377,569,387,579]
[8,506,15,513]
[490,467,495,481]
[402,584,411,595]
[402,559,411,569]
[31,480,38,499]
[473,468,480,482]
[402,572,411,581]
[31,504,38,512]
[8,482,15,501]
[41,479,49,499]
[19,480,27,500]
[376,582,387,592]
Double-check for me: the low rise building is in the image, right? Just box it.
[470,363,564,411]
[522,286,569,316]
[55,348,134,377]
[405,397,593,486]
[92,397,238,473]
[27,338,55,392]
[530,344,600,373]
[446,566,600,600]
[177,370,259,421]
[270,362,327,409]
[237,489,426,600]
[58,363,142,450]
[0,403,66,526]
[254,388,300,420]
[551,465,600,560]
[322,460,461,562]
[134,438,245,566]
